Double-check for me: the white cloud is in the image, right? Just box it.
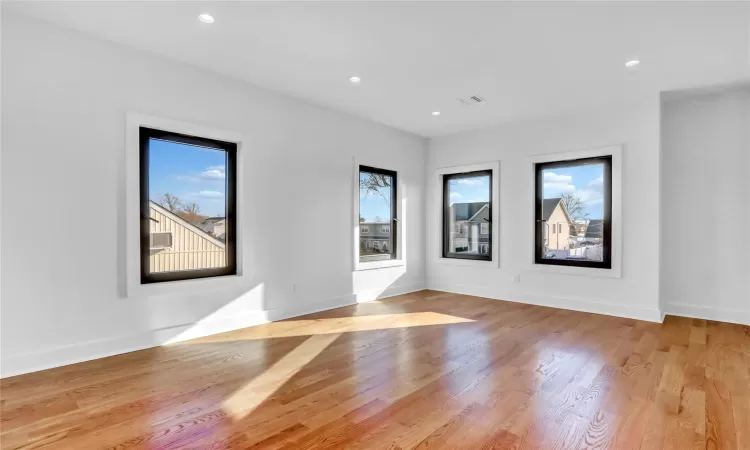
[543,172,573,183]
[456,178,484,186]
[542,171,576,195]
[200,165,225,180]
[450,192,462,199]
[544,182,576,194]
[576,176,604,205]
[197,190,223,199]
[175,165,226,183]
[543,171,603,207]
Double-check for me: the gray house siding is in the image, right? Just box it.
[359,222,393,254]
[448,203,491,255]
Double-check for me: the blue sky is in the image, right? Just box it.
[447,175,491,206]
[542,164,604,219]
[149,139,227,217]
[359,172,393,222]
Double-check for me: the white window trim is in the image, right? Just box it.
[125,112,248,297]
[434,161,500,268]
[526,144,623,278]
[353,158,405,271]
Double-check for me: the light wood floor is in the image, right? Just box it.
[2,291,749,449]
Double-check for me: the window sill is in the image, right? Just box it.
[127,272,246,298]
[528,263,622,278]
[435,257,497,268]
[354,259,405,271]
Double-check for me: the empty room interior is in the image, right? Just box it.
[1,1,749,449]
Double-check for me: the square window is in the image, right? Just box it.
[140,127,237,284]
[535,156,611,268]
[443,170,492,261]
[359,165,397,262]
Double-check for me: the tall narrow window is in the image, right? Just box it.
[535,156,611,268]
[359,165,397,262]
[140,127,237,283]
[443,170,492,261]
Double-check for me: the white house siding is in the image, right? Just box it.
[149,204,226,272]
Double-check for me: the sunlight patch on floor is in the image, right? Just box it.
[221,332,342,420]
[189,311,474,343]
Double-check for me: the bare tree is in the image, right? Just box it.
[360,173,391,202]
[177,202,207,226]
[159,193,182,212]
[182,202,201,215]
[561,193,588,236]
[561,194,588,220]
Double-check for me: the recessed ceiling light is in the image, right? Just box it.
[198,13,215,24]
[625,60,640,67]
[349,76,361,84]
[432,111,441,116]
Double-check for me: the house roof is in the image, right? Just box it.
[202,217,225,224]
[150,201,226,248]
[451,202,489,221]
[542,198,560,221]
[467,204,490,222]
[585,219,603,238]
[542,197,574,224]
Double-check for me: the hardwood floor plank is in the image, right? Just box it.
[1,291,748,449]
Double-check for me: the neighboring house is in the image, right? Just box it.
[573,221,588,237]
[360,222,392,254]
[150,202,226,272]
[584,219,603,242]
[542,198,574,251]
[447,202,491,254]
[212,220,226,241]
[199,216,226,237]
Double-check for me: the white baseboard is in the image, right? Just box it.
[663,302,750,326]
[1,282,425,378]
[430,282,664,323]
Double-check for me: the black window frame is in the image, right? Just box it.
[358,165,398,262]
[534,155,612,269]
[442,170,493,261]
[139,126,238,284]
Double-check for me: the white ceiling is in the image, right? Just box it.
[9,1,750,137]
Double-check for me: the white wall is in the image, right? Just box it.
[0,13,426,377]
[660,87,750,325]
[426,99,663,321]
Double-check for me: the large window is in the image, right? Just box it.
[359,165,397,262]
[139,127,237,284]
[443,170,492,261]
[535,155,612,269]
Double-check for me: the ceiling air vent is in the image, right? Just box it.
[458,95,486,106]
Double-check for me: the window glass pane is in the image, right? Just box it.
[540,162,604,262]
[445,173,491,257]
[148,138,228,273]
[359,168,395,261]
